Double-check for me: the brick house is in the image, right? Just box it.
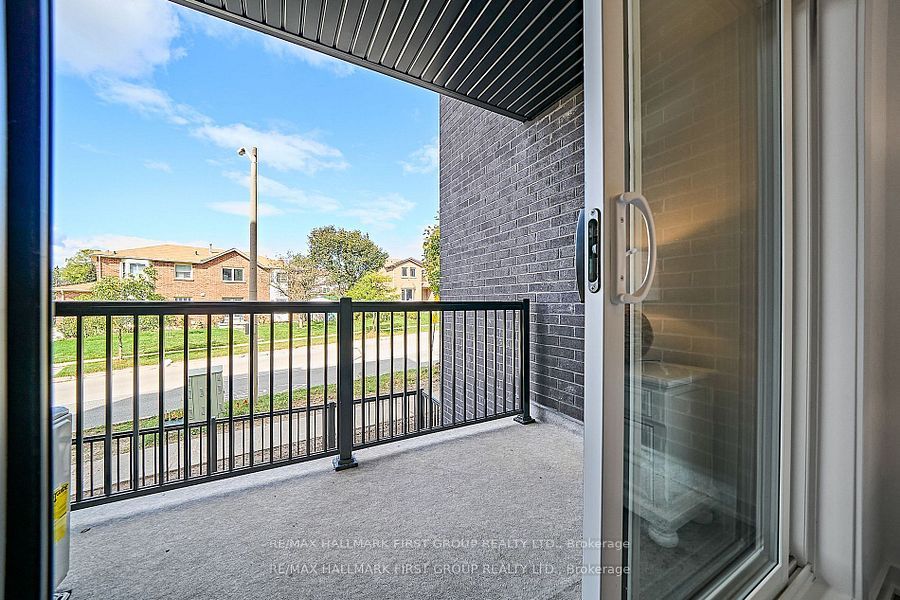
[381,257,431,301]
[56,244,287,302]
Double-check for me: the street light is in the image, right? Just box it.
[239,146,259,415]
[237,146,258,301]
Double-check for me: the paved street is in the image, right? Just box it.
[53,330,440,429]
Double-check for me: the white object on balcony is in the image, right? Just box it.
[52,406,72,589]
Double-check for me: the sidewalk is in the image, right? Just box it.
[53,330,442,428]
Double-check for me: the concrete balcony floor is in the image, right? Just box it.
[63,417,583,600]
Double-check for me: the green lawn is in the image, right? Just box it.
[54,312,439,377]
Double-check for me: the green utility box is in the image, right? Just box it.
[187,365,224,423]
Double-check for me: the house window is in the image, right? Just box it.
[222,267,244,282]
[174,264,192,280]
[122,259,148,278]
[401,288,415,301]
[410,267,416,277]
[273,271,287,284]
[174,296,191,302]
[401,267,408,277]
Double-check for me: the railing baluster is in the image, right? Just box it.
[416,311,421,431]
[323,312,329,451]
[361,311,366,444]
[104,314,112,497]
[75,316,84,502]
[269,313,274,463]
[182,317,190,479]
[132,315,139,491]
[375,311,381,441]
[452,310,457,425]
[158,314,165,484]
[493,310,499,415]
[512,310,517,413]
[515,299,534,425]
[288,313,293,460]
[306,315,311,456]
[503,310,508,414]
[206,314,213,475]
[389,312,394,438]
[462,310,467,423]
[89,441,94,497]
[403,311,408,435]
[474,310,478,420]
[428,311,434,429]
[249,312,255,466]
[228,313,234,472]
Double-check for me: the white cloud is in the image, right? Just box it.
[194,123,347,174]
[345,193,415,229]
[54,0,184,79]
[223,171,341,211]
[143,159,172,173]
[94,79,208,126]
[259,37,357,77]
[92,83,347,175]
[400,138,439,174]
[207,201,284,218]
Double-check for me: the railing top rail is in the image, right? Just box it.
[53,299,527,317]
[350,300,526,312]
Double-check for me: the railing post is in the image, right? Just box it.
[514,299,535,425]
[333,297,359,471]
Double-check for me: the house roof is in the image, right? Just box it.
[53,282,95,293]
[169,0,583,122]
[92,245,282,269]
[384,257,424,270]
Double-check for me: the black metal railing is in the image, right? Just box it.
[53,298,532,508]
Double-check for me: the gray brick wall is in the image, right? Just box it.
[439,88,585,421]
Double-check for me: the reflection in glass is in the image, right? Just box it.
[622,0,782,598]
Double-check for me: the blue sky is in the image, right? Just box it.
[51,0,438,267]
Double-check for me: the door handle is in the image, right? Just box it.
[615,192,657,304]
[576,208,602,302]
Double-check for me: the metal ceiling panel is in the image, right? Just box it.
[170,0,584,121]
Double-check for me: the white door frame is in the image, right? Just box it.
[581,0,794,597]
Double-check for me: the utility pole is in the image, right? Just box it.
[239,146,259,419]
[241,146,259,301]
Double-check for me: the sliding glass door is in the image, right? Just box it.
[582,0,790,598]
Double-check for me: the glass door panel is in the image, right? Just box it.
[621,0,783,598]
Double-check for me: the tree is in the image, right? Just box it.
[423,220,440,298]
[346,271,398,302]
[57,249,97,285]
[347,271,398,335]
[90,266,165,358]
[274,251,324,301]
[308,226,388,293]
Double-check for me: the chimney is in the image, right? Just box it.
[209,243,214,254]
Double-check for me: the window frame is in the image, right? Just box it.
[222,267,245,283]
[174,263,193,280]
[122,259,149,278]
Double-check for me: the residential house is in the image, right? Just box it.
[381,257,431,301]
[58,244,288,302]
[52,282,95,301]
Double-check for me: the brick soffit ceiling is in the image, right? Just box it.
[169,0,585,121]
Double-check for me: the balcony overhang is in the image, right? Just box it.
[169,0,584,121]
